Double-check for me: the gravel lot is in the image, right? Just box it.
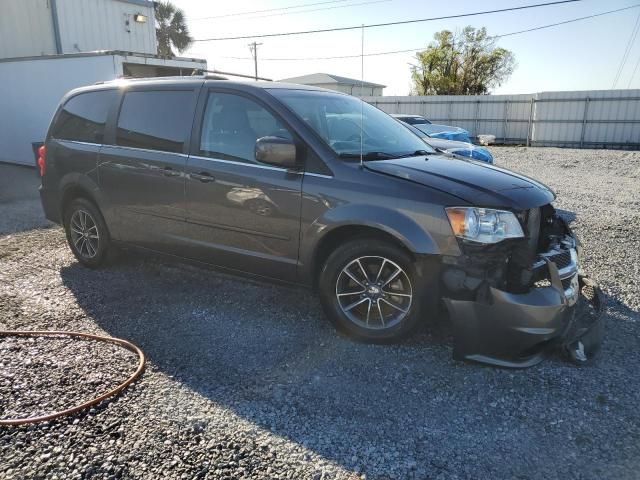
[1,149,639,480]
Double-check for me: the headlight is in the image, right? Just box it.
[445,207,524,244]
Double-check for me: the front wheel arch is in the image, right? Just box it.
[310,225,415,290]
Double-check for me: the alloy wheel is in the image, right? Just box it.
[69,209,100,259]
[335,256,413,330]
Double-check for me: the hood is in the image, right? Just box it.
[364,155,555,210]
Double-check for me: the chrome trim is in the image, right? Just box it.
[58,139,102,148]
[189,154,300,173]
[304,172,334,179]
[533,247,578,279]
[104,145,189,157]
[564,273,580,307]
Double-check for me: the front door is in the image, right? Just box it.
[99,87,199,253]
[183,90,303,281]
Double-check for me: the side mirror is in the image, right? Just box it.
[255,136,298,169]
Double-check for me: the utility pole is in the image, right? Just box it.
[248,42,263,81]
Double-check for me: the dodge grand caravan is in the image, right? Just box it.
[39,77,602,367]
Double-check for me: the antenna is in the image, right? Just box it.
[360,24,364,167]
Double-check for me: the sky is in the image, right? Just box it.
[171,0,640,96]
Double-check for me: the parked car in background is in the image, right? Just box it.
[391,114,472,143]
[399,120,494,164]
[391,114,432,126]
[39,78,601,367]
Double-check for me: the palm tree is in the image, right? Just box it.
[155,1,193,57]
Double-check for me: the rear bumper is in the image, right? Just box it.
[39,185,61,224]
[443,273,603,368]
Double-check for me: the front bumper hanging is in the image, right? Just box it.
[444,263,604,368]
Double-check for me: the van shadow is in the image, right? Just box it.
[58,253,633,477]
[59,255,457,471]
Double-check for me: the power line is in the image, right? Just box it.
[194,0,582,42]
[220,4,639,62]
[195,0,390,22]
[627,53,640,88]
[494,4,639,39]
[612,11,640,88]
[191,0,352,21]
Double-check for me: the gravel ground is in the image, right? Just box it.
[0,149,639,480]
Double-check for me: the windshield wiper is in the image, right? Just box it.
[395,149,435,158]
[338,151,398,160]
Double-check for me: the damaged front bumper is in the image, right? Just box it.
[442,214,604,368]
[444,272,603,368]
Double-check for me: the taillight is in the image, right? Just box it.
[37,145,46,177]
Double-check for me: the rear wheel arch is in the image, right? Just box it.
[58,174,105,220]
[60,184,97,215]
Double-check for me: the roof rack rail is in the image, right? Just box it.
[195,69,273,82]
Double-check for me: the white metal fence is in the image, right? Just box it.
[363,89,640,148]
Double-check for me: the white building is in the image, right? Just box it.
[278,73,386,97]
[0,0,159,59]
[0,0,206,166]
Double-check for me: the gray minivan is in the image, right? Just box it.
[39,77,602,367]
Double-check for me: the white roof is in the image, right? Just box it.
[277,73,385,88]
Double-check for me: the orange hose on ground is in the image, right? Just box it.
[0,331,145,426]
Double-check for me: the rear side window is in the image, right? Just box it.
[116,90,194,153]
[51,90,115,143]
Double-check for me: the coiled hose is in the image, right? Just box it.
[0,331,145,426]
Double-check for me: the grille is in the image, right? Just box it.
[547,250,572,270]
[561,277,573,290]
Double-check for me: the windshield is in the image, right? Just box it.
[269,89,434,158]
[401,121,431,139]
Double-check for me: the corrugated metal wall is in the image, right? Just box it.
[364,90,640,148]
[56,0,156,55]
[0,0,156,60]
[0,0,57,58]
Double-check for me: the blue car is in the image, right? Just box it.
[391,114,472,144]
[396,118,494,164]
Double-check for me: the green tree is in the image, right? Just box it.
[155,1,193,57]
[410,27,515,95]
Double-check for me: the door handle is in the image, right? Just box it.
[162,166,181,177]
[191,172,216,183]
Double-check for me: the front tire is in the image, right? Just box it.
[63,198,111,268]
[319,239,424,342]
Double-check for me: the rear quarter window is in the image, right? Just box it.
[51,90,116,143]
[116,90,194,154]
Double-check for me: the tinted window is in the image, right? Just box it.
[116,90,194,153]
[51,90,115,143]
[199,92,292,164]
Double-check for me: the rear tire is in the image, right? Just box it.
[318,238,425,342]
[63,198,111,268]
